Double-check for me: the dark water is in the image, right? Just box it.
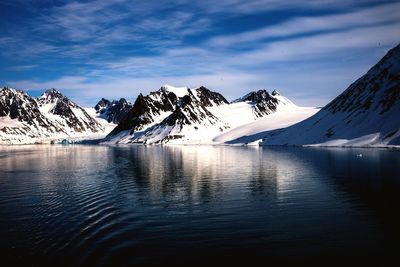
[0,145,399,266]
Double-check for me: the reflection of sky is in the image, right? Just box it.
[1,145,399,264]
[1,145,398,209]
[2,145,398,206]
[0,145,332,203]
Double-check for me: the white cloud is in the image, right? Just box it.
[229,23,400,63]
[192,0,386,14]
[7,11,399,108]
[3,0,400,108]
[208,2,400,47]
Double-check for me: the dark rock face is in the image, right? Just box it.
[1,87,106,143]
[132,90,227,144]
[237,89,280,117]
[109,89,178,136]
[0,87,57,131]
[195,86,229,107]
[106,85,293,144]
[37,88,103,133]
[95,98,133,124]
[161,91,221,127]
[95,98,111,112]
[261,43,400,146]
[107,86,228,140]
[325,43,400,115]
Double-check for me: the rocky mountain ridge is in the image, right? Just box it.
[105,85,296,144]
[0,87,104,144]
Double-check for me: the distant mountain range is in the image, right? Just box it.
[0,88,104,144]
[1,43,399,146]
[103,85,312,144]
[0,85,312,144]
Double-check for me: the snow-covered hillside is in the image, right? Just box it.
[0,87,105,144]
[105,86,317,144]
[261,43,400,147]
[37,89,104,134]
[0,85,320,145]
[104,85,229,144]
[84,107,118,135]
[213,106,319,144]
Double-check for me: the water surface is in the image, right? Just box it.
[0,145,399,265]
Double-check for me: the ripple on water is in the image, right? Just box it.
[0,145,399,265]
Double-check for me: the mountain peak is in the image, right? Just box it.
[231,89,297,117]
[236,89,273,103]
[94,97,133,124]
[95,98,111,112]
[1,86,25,95]
[161,85,189,98]
[44,88,62,95]
[40,88,66,102]
[1,87,46,123]
[271,90,280,96]
[193,86,229,107]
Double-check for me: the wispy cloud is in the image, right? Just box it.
[1,0,399,107]
[191,0,389,14]
[207,2,400,47]
[6,65,38,71]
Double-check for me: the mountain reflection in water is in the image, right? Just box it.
[0,145,399,266]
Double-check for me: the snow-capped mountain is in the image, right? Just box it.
[124,88,229,144]
[0,87,104,144]
[105,85,317,144]
[105,85,229,144]
[94,98,133,124]
[261,43,400,147]
[232,89,295,117]
[0,87,61,144]
[0,85,319,145]
[194,86,229,107]
[83,97,133,136]
[1,87,57,129]
[107,86,180,138]
[37,88,104,134]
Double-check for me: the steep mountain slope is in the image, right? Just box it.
[232,89,294,117]
[84,97,133,135]
[121,90,229,144]
[107,86,179,138]
[0,87,62,143]
[192,86,229,106]
[1,88,57,129]
[261,43,400,147]
[105,85,229,144]
[37,89,104,134]
[93,98,133,124]
[105,85,316,144]
[0,87,105,144]
[208,89,301,129]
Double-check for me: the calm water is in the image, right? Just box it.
[0,145,399,266]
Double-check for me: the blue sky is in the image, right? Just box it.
[0,0,399,106]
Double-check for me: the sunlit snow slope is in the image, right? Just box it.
[261,43,400,147]
[105,86,318,144]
